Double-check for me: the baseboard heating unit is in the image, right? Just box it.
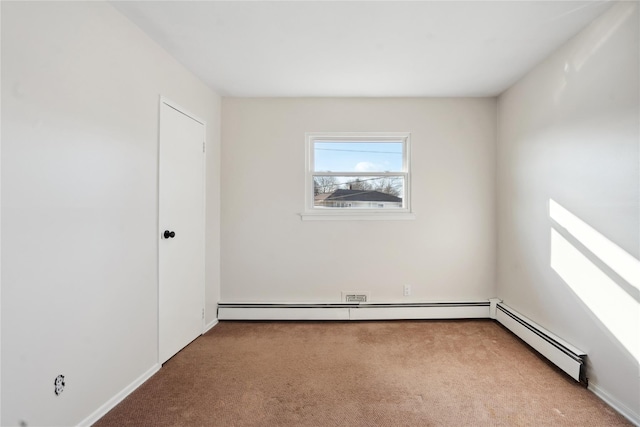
[495,302,587,384]
[217,301,490,321]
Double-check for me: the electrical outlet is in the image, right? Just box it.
[403,284,411,297]
[54,375,65,396]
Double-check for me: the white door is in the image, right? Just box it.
[159,99,205,364]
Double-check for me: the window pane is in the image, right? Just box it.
[313,176,404,209]
[314,141,403,172]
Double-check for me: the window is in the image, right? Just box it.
[302,132,414,220]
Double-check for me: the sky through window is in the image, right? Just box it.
[314,141,403,172]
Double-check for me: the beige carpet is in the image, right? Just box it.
[95,320,630,426]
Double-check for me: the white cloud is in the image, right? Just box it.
[354,161,378,172]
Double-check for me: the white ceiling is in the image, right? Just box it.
[112,1,612,97]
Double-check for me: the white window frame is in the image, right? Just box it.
[301,132,415,221]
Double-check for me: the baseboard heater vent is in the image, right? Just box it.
[496,303,587,384]
[217,301,490,321]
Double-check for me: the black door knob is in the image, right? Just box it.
[163,230,176,239]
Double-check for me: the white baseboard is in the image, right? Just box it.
[589,381,640,426]
[77,363,160,427]
[349,303,489,320]
[217,302,490,321]
[219,306,351,320]
[204,318,219,333]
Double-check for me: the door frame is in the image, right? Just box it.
[157,96,207,364]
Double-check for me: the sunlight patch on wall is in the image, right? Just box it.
[550,199,639,291]
[550,229,639,362]
[549,199,639,363]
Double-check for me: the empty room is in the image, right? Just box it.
[1,0,638,426]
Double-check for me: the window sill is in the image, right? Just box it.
[299,212,416,221]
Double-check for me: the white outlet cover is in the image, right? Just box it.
[54,375,65,396]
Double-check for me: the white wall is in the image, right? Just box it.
[497,2,639,420]
[221,98,496,302]
[1,2,221,425]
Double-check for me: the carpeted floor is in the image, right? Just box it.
[95,320,630,426]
